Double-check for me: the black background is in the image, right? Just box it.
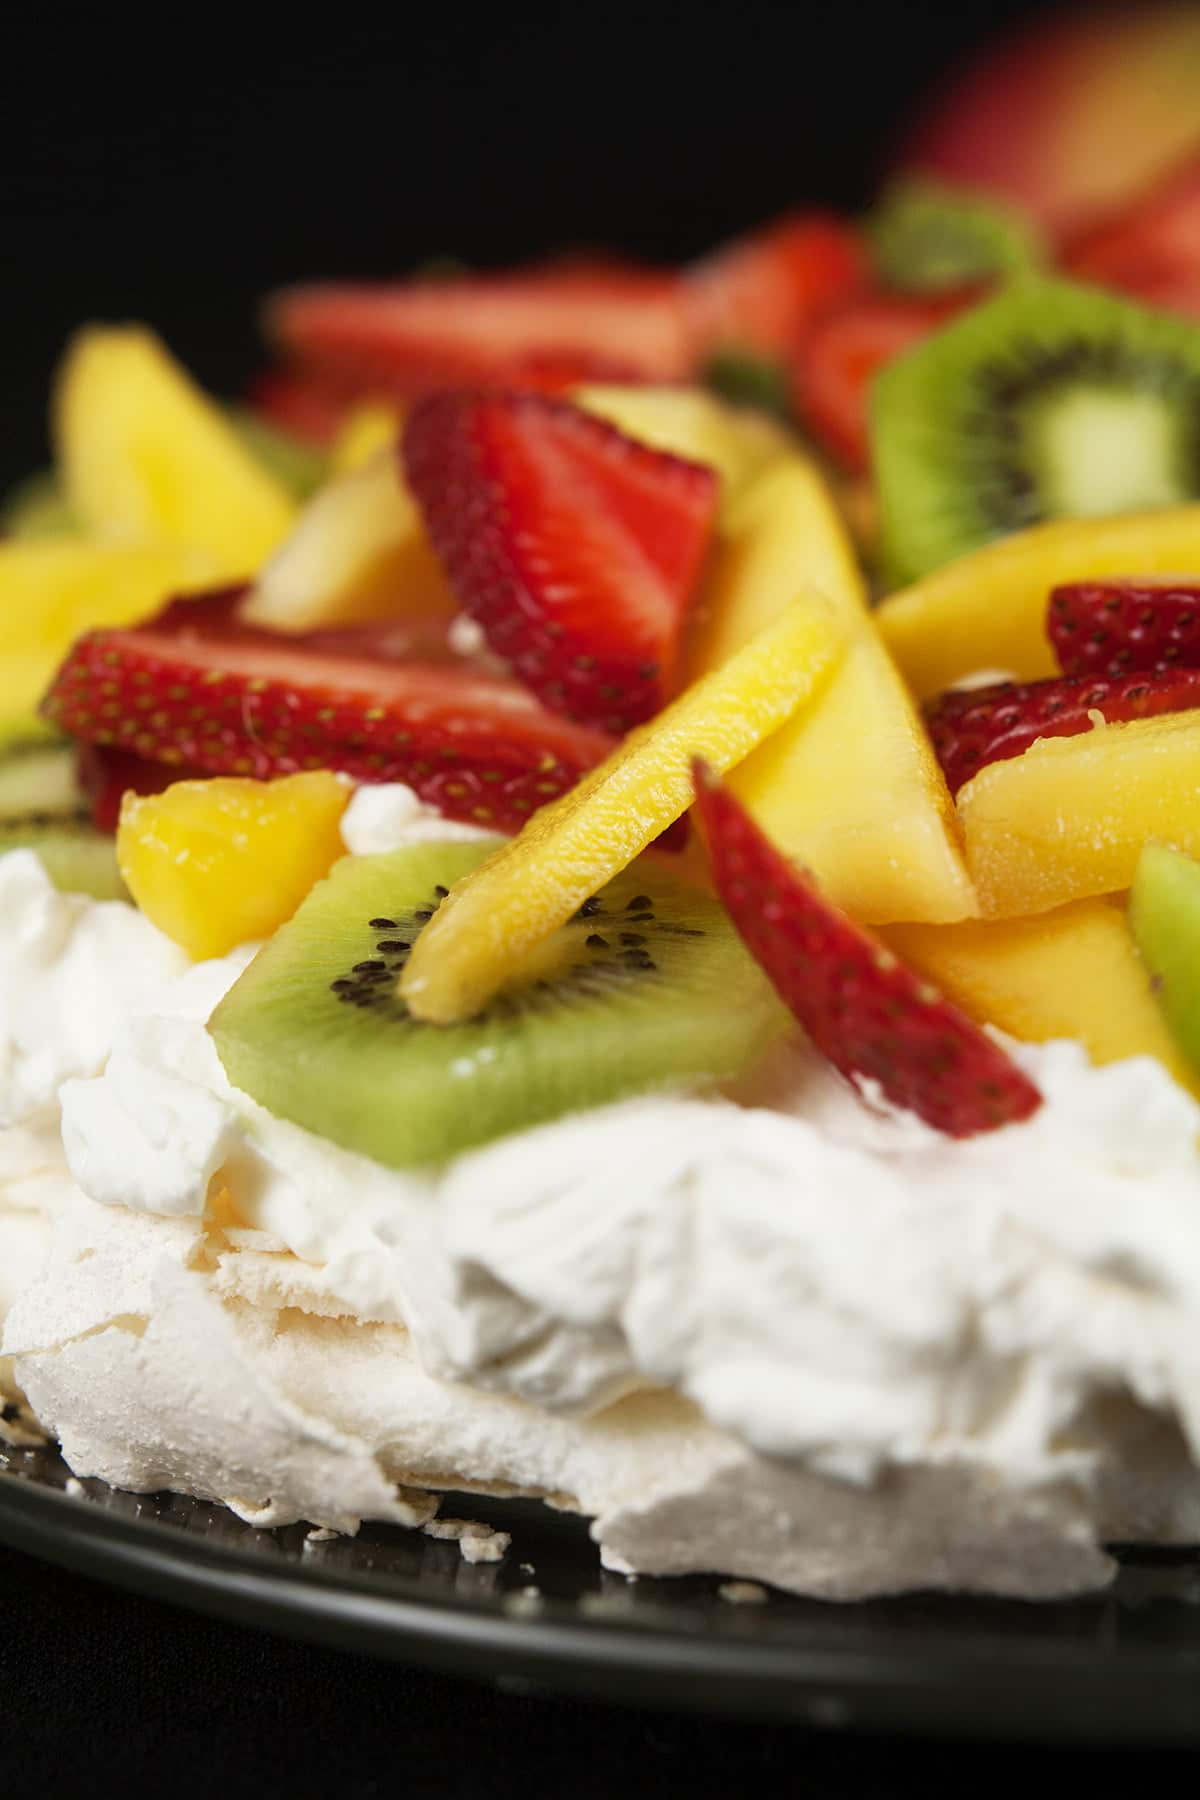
[3,0,1050,486]
[5,1,1175,1791]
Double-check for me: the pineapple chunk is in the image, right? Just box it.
[875,507,1200,700]
[330,404,406,475]
[243,449,456,632]
[0,540,214,741]
[55,327,296,578]
[885,899,1200,1096]
[401,599,844,1023]
[573,384,793,515]
[691,457,976,923]
[117,772,350,960]
[957,711,1200,916]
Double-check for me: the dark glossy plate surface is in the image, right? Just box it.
[5,1428,1200,1741]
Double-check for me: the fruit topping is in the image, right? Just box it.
[897,3,1200,238]
[265,267,693,398]
[875,507,1200,699]
[1064,153,1200,318]
[873,278,1200,586]
[0,817,126,901]
[571,384,793,515]
[957,711,1200,917]
[925,666,1200,794]
[117,772,350,960]
[55,328,296,578]
[868,180,1044,295]
[242,448,457,633]
[693,763,1041,1138]
[1047,575,1200,675]
[402,390,720,732]
[209,841,786,1170]
[684,212,866,363]
[41,608,615,837]
[1130,843,1200,1075]
[399,600,843,1025]
[886,899,1200,1098]
[790,288,972,473]
[0,738,82,822]
[691,457,975,924]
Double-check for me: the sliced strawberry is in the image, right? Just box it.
[694,763,1040,1137]
[265,268,693,401]
[402,390,719,733]
[243,368,351,444]
[42,621,616,837]
[1064,154,1200,319]
[925,667,1200,793]
[1047,576,1200,676]
[78,744,194,832]
[789,288,975,471]
[684,212,867,362]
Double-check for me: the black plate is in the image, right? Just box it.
[5,1428,1200,1742]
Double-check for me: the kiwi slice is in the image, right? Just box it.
[869,180,1043,296]
[210,840,788,1169]
[0,815,126,900]
[0,736,81,820]
[874,277,1200,585]
[704,349,793,421]
[1130,843,1200,1076]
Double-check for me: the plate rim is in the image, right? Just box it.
[6,1459,1200,1741]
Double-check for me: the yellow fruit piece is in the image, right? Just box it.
[885,899,1200,1097]
[330,403,405,475]
[875,507,1200,700]
[55,327,296,578]
[401,599,844,1023]
[0,540,214,740]
[957,711,1200,917]
[117,772,349,960]
[691,458,976,923]
[573,384,793,517]
[242,448,456,633]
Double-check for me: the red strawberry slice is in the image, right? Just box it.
[42,621,616,837]
[789,288,975,471]
[1047,576,1200,676]
[78,744,194,833]
[694,763,1040,1137]
[1064,155,1200,319]
[266,268,693,400]
[684,212,867,361]
[925,667,1200,794]
[402,390,719,733]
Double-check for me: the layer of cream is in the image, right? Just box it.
[5,794,1200,1597]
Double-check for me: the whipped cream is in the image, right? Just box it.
[8,830,1200,1597]
[339,783,497,855]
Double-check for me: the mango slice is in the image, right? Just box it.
[117,772,349,960]
[886,898,1200,1097]
[243,448,456,632]
[330,404,405,475]
[55,327,296,578]
[875,507,1200,699]
[0,540,214,742]
[400,599,844,1023]
[957,711,1200,916]
[573,384,793,516]
[691,457,976,923]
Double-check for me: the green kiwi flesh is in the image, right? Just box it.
[0,815,126,900]
[1130,844,1200,1076]
[704,350,793,421]
[210,840,789,1169]
[869,180,1043,295]
[873,277,1200,585]
[0,737,81,820]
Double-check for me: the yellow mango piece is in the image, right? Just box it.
[957,711,1200,917]
[691,458,976,924]
[0,540,214,739]
[401,599,844,1023]
[885,899,1200,1097]
[573,384,793,517]
[875,507,1200,700]
[242,448,457,632]
[330,403,405,475]
[117,772,350,961]
[55,327,296,578]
